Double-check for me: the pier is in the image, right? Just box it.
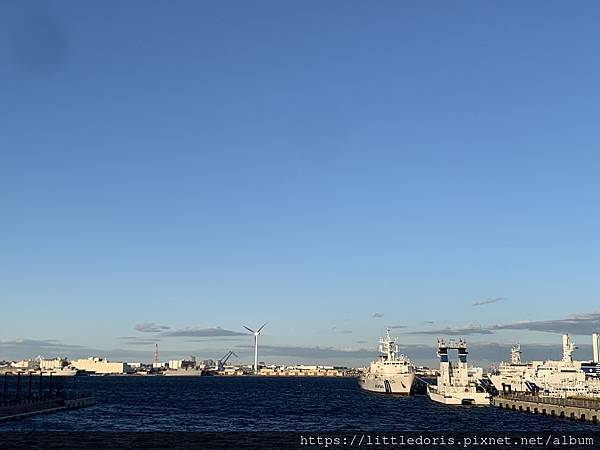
[493,392,600,424]
[0,391,96,422]
[0,371,95,422]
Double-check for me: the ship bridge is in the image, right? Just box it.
[437,338,468,364]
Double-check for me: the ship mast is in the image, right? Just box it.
[379,328,399,361]
[562,334,576,365]
[511,344,522,365]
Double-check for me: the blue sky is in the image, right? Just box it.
[1,1,600,365]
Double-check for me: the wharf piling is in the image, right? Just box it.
[0,371,95,422]
[0,391,95,422]
[493,392,600,424]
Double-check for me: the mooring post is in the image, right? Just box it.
[48,372,53,394]
[28,372,33,398]
[16,372,21,399]
[2,372,7,401]
[39,371,43,396]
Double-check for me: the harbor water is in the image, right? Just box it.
[0,376,598,432]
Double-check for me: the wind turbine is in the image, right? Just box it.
[243,323,267,374]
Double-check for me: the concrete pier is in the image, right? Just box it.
[493,392,600,424]
[0,393,95,422]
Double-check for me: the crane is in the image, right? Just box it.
[216,350,238,371]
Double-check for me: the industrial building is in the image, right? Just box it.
[10,360,39,370]
[167,359,196,370]
[70,357,130,374]
[40,358,68,370]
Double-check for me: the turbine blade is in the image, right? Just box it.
[243,326,255,333]
[257,322,268,333]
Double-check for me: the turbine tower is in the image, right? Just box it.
[153,343,159,366]
[243,323,267,374]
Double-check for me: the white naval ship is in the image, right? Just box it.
[427,338,491,405]
[359,329,415,395]
[490,334,600,398]
[41,367,80,376]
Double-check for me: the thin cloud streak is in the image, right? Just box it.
[0,338,247,362]
[405,312,600,336]
[1,338,594,365]
[0,338,84,349]
[472,297,505,307]
[235,344,374,359]
[161,327,246,337]
[134,322,170,333]
[186,337,244,343]
[232,342,593,364]
[492,312,600,335]
[405,325,493,336]
[118,338,161,346]
[331,327,353,334]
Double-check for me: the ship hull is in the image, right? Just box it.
[35,370,79,377]
[163,370,203,376]
[427,386,490,405]
[44,371,78,377]
[359,372,415,395]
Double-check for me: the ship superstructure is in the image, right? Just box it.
[427,338,491,405]
[490,334,600,398]
[359,329,415,394]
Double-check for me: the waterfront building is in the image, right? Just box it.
[70,357,129,374]
[167,359,196,370]
[258,365,345,377]
[40,358,68,370]
[10,360,39,370]
[221,367,246,376]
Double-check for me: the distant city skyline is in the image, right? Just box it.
[2,2,600,367]
[2,322,599,368]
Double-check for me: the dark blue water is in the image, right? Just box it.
[0,377,598,431]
